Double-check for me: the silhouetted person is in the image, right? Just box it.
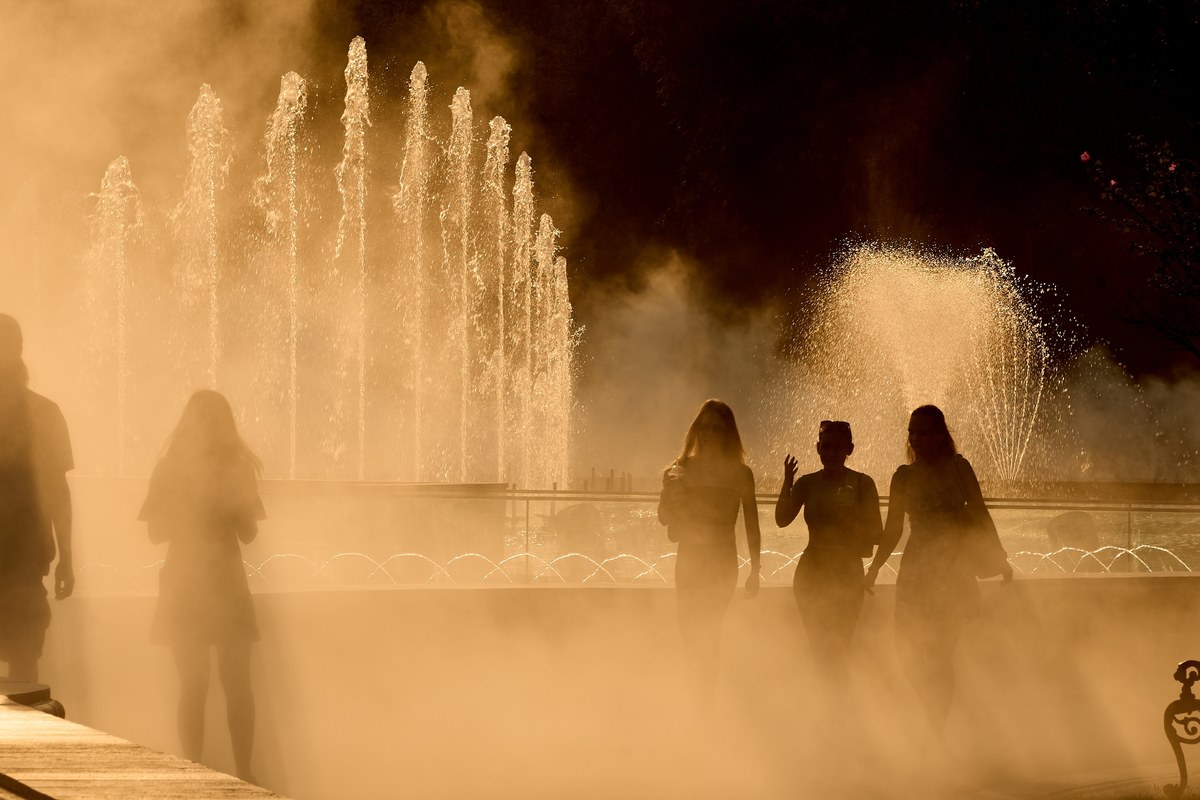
[658,399,761,704]
[0,314,74,683]
[139,390,264,782]
[775,421,881,703]
[864,405,1012,734]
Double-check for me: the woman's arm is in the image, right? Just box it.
[743,466,762,598]
[860,474,884,552]
[958,457,1013,581]
[865,468,905,591]
[139,464,171,544]
[657,466,682,527]
[774,455,802,527]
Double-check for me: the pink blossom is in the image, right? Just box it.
[1080,151,1091,162]
[1169,163,1178,173]
[1109,179,1118,187]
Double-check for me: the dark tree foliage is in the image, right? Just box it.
[1085,137,1200,360]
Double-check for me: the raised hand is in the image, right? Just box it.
[783,454,798,486]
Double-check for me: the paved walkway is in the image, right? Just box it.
[0,700,282,800]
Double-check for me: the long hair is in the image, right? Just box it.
[676,398,746,464]
[907,404,957,463]
[163,390,262,474]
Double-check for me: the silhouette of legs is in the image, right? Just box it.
[794,560,864,707]
[0,569,51,683]
[896,616,962,734]
[172,642,209,763]
[675,542,738,706]
[217,642,256,782]
[6,655,38,682]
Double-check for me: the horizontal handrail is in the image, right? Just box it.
[66,476,1200,514]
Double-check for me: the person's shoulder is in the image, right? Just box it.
[737,462,756,488]
[890,464,911,484]
[850,468,879,489]
[24,389,65,423]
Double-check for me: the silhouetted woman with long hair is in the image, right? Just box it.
[658,399,761,703]
[775,420,881,700]
[864,404,1011,733]
[139,390,264,781]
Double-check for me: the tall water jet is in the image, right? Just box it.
[533,213,559,486]
[84,157,142,475]
[448,87,475,482]
[511,153,535,485]
[13,45,578,485]
[172,84,229,386]
[336,36,370,479]
[482,116,512,479]
[547,255,575,488]
[254,71,308,479]
[393,62,430,480]
[771,243,1051,484]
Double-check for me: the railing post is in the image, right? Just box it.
[524,497,531,584]
[1127,504,1134,573]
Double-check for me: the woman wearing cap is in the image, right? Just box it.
[776,420,881,698]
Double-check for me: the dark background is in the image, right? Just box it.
[306,0,1200,375]
[5,0,1199,375]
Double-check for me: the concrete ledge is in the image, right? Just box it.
[0,701,283,800]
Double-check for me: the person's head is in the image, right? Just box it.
[0,313,27,387]
[816,420,854,468]
[165,390,261,471]
[677,399,745,463]
[907,404,957,463]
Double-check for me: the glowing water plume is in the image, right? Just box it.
[448,87,475,482]
[546,255,575,488]
[34,43,577,485]
[960,248,1049,481]
[533,213,566,487]
[173,84,230,385]
[511,153,535,484]
[85,157,142,476]
[482,116,512,479]
[336,36,370,479]
[393,62,430,480]
[254,71,308,479]
[774,243,1051,483]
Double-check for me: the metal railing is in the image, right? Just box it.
[67,482,1200,593]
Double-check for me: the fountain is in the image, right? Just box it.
[83,157,142,476]
[27,38,577,484]
[334,36,370,480]
[171,83,229,389]
[253,71,308,479]
[769,243,1057,486]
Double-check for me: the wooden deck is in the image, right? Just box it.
[0,699,282,800]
